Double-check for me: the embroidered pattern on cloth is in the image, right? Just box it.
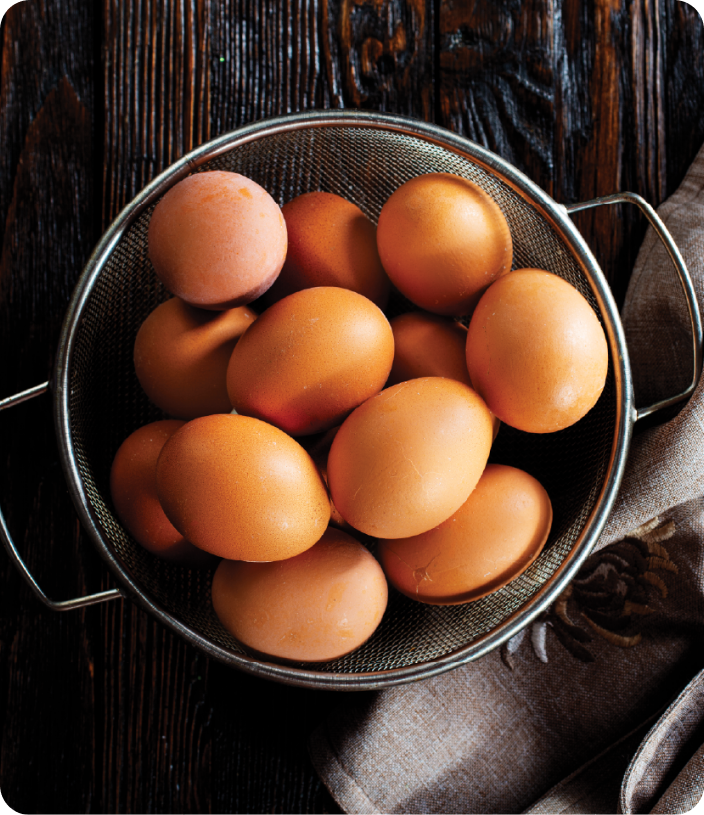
[501,516,679,667]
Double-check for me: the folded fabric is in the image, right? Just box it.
[310,141,704,815]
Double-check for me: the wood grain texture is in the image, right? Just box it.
[437,0,554,188]
[0,4,102,813]
[326,0,434,115]
[102,0,211,220]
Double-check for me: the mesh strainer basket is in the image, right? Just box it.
[2,111,701,690]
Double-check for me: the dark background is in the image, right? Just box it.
[1,0,704,811]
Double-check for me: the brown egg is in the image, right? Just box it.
[263,192,390,309]
[155,414,330,561]
[148,171,287,309]
[109,420,216,566]
[388,312,472,387]
[389,312,501,440]
[134,298,257,419]
[327,377,494,539]
[466,268,609,433]
[227,287,395,436]
[376,173,513,316]
[211,528,388,662]
[378,464,552,604]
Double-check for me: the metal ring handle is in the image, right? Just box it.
[0,382,124,610]
[565,192,703,422]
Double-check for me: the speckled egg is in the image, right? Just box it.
[148,171,287,309]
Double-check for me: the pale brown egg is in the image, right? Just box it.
[134,297,256,419]
[109,420,217,566]
[378,464,552,604]
[211,528,388,663]
[148,171,287,309]
[263,191,390,309]
[466,268,609,433]
[227,287,395,436]
[327,377,494,539]
[376,173,513,316]
[155,414,330,561]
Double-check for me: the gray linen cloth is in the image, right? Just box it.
[309,142,704,814]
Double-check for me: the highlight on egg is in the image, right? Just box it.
[378,464,552,604]
[211,527,388,663]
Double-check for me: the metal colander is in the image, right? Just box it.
[6,111,698,689]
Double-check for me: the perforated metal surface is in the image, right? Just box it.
[61,114,623,686]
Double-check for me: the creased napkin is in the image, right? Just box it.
[310,141,704,815]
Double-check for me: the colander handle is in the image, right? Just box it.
[0,382,124,611]
[565,192,703,421]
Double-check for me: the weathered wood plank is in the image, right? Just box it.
[437,0,555,189]
[324,0,434,116]
[102,0,211,221]
[0,2,102,812]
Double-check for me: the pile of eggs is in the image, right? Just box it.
[110,169,608,664]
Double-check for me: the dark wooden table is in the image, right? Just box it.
[1,1,704,812]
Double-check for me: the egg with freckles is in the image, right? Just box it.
[211,528,388,663]
[148,170,287,309]
[155,414,330,561]
[378,464,552,604]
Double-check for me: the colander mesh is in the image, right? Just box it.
[68,125,615,674]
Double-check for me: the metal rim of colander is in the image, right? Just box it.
[52,110,633,690]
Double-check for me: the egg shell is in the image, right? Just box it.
[148,171,287,309]
[109,420,217,566]
[388,312,472,387]
[327,377,494,539]
[389,312,501,440]
[378,464,552,604]
[155,414,330,561]
[263,191,390,309]
[466,268,609,433]
[376,173,513,316]
[227,287,395,436]
[134,298,256,419]
[211,528,388,663]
